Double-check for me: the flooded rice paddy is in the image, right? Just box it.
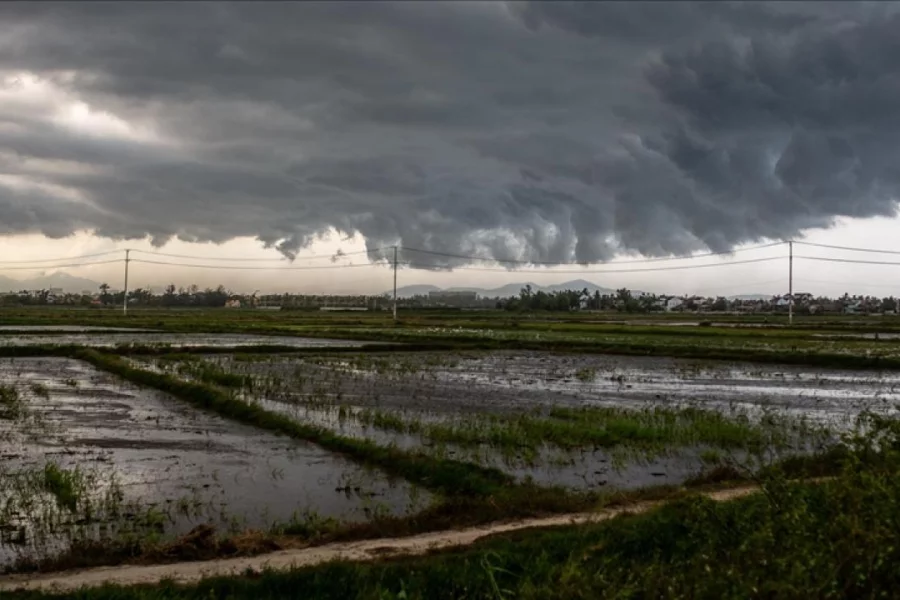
[0,357,423,569]
[0,326,156,333]
[0,332,376,348]
[201,351,900,426]
[1,325,892,571]
[134,351,882,491]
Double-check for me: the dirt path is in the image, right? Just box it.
[0,485,759,593]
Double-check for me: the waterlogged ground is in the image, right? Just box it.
[0,333,376,348]
[0,326,155,333]
[0,358,425,569]
[203,351,899,426]
[134,351,866,491]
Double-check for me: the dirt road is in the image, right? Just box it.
[0,485,759,593]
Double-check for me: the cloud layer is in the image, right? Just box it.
[0,1,896,265]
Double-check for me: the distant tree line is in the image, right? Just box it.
[1,282,898,316]
[499,286,664,313]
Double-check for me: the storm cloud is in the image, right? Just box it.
[0,1,897,265]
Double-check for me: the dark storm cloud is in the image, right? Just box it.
[0,1,897,264]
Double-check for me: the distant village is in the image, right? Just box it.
[1,284,898,316]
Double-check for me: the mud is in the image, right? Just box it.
[208,351,897,426]
[0,326,155,332]
[133,351,858,491]
[0,358,426,568]
[0,333,375,348]
[0,484,765,592]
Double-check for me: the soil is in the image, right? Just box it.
[0,333,375,348]
[0,485,760,592]
[0,358,425,568]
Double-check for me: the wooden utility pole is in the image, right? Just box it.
[788,241,793,326]
[123,249,131,316]
[392,245,398,322]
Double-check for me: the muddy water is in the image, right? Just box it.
[177,352,856,491]
[210,352,899,427]
[0,326,155,332]
[236,399,705,492]
[0,358,425,567]
[0,333,375,348]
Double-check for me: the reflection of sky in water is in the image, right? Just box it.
[430,355,900,427]
[0,333,375,348]
[0,357,425,566]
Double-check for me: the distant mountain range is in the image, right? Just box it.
[0,272,778,300]
[392,279,617,299]
[0,273,104,293]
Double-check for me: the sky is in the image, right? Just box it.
[1,1,900,298]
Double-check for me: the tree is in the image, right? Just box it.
[99,283,111,306]
[616,288,638,313]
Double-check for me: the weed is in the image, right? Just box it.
[574,366,596,382]
[0,385,24,420]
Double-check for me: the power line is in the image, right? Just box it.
[0,259,124,271]
[402,256,783,274]
[400,241,786,266]
[130,258,383,271]
[129,247,391,262]
[795,255,900,267]
[0,250,122,265]
[793,241,900,256]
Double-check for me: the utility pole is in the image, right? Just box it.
[392,245,398,322]
[788,241,793,326]
[123,249,131,316]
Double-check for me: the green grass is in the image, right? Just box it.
[356,405,813,458]
[5,305,900,370]
[0,384,24,420]
[39,464,85,512]
[71,349,511,498]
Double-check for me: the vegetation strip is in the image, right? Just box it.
[0,484,768,593]
[69,349,510,498]
[355,405,806,457]
[3,335,900,371]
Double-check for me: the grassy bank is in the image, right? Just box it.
[4,334,900,372]
[71,349,510,498]
[4,418,898,599]
[356,404,812,459]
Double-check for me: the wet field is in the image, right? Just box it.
[200,351,899,426]
[0,357,424,568]
[0,326,155,333]
[0,332,377,348]
[130,351,867,491]
[0,328,887,570]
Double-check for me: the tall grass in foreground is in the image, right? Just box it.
[9,413,900,600]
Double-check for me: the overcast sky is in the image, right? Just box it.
[2,1,900,297]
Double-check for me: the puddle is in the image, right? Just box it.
[0,333,378,348]
[224,398,703,491]
[0,326,155,333]
[0,358,426,567]
[810,332,900,340]
[202,352,899,429]
[140,352,844,492]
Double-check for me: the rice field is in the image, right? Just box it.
[0,309,896,597]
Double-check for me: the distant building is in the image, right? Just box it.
[665,298,683,312]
